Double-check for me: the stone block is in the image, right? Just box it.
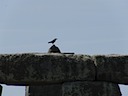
[94,55,128,84]
[63,81,121,96]
[25,81,121,96]
[0,54,95,85]
[26,84,62,96]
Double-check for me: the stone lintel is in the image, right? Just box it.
[93,55,128,84]
[26,81,121,96]
[0,53,128,85]
[0,53,95,85]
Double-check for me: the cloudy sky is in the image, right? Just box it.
[0,0,128,96]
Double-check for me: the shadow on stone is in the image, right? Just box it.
[0,85,2,96]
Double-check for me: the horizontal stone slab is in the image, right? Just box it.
[93,55,128,84]
[26,84,62,96]
[63,81,121,96]
[0,53,95,85]
[26,81,121,96]
[1,53,128,85]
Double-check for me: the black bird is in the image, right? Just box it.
[48,38,57,44]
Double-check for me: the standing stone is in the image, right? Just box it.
[48,45,61,53]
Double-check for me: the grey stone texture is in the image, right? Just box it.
[0,53,128,96]
[25,81,121,96]
[94,55,128,84]
[0,53,95,85]
[63,81,121,96]
[26,84,62,96]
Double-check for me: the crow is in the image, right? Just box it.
[48,38,57,44]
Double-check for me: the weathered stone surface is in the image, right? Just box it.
[26,84,62,96]
[25,81,121,96]
[63,81,121,96]
[0,53,95,85]
[1,53,128,86]
[94,55,128,84]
